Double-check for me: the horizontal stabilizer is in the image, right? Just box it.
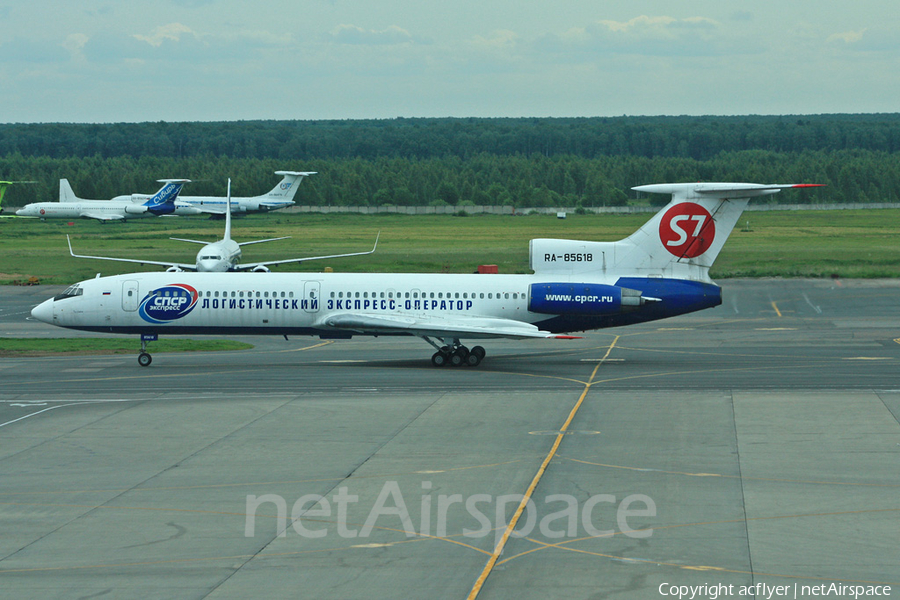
[632,182,825,199]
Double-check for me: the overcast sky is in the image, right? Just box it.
[1,0,898,123]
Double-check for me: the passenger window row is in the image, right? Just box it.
[201,290,295,299]
[329,290,523,300]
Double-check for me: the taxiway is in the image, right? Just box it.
[0,280,898,599]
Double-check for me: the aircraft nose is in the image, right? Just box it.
[31,299,54,323]
[197,259,225,273]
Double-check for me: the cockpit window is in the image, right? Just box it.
[54,284,84,301]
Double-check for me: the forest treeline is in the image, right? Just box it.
[1,115,899,206]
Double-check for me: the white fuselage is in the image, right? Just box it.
[31,271,600,336]
[113,195,291,214]
[195,239,242,272]
[16,200,199,220]
[183,196,291,213]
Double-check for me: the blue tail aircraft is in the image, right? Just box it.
[16,180,199,221]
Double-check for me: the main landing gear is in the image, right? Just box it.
[137,333,157,367]
[422,337,486,368]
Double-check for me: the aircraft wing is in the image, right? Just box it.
[320,312,577,340]
[67,236,197,271]
[192,206,228,215]
[232,233,380,272]
[237,236,291,247]
[80,212,126,222]
[170,237,214,245]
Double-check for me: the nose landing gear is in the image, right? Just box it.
[138,333,157,367]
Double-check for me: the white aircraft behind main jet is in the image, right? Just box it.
[31,182,822,367]
[67,179,379,273]
[108,171,315,215]
[17,180,200,221]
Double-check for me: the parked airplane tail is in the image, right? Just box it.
[142,179,191,215]
[59,179,80,202]
[531,183,823,282]
[223,179,233,241]
[261,171,316,203]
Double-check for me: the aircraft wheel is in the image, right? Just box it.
[450,347,469,367]
[471,346,486,360]
[465,351,482,367]
[431,351,449,367]
[138,352,152,367]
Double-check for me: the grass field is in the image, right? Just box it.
[2,208,899,284]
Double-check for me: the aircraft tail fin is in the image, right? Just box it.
[261,171,316,203]
[59,179,80,202]
[143,179,190,214]
[530,183,823,281]
[224,179,233,241]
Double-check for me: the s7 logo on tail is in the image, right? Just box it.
[659,203,715,258]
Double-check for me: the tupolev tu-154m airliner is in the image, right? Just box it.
[30,182,822,367]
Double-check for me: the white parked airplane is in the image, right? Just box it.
[66,180,379,273]
[110,171,315,215]
[17,180,200,221]
[31,182,822,367]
